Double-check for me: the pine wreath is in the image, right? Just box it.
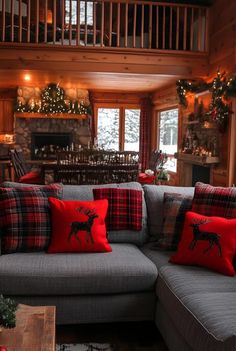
[41,83,67,114]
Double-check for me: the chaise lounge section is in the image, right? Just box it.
[1,181,236,351]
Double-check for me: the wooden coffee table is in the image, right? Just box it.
[0,304,56,351]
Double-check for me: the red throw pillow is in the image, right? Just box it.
[93,188,143,231]
[0,184,62,253]
[19,171,42,184]
[170,211,236,276]
[192,182,236,218]
[47,198,112,253]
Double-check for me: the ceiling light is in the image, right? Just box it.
[24,74,31,82]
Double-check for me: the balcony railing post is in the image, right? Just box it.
[176,6,180,50]
[77,0,81,46]
[36,0,39,43]
[1,0,5,42]
[44,0,48,44]
[109,2,113,47]
[132,3,137,48]
[0,0,208,53]
[93,1,96,46]
[19,0,22,43]
[148,4,152,49]
[117,2,120,47]
[100,1,104,47]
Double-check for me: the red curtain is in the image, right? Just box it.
[139,97,152,171]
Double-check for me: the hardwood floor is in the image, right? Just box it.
[56,321,169,351]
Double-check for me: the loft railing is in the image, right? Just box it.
[0,0,209,52]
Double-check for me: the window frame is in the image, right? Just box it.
[94,103,141,152]
[156,106,179,173]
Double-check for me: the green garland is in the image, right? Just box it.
[15,83,91,115]
[176,71,236,132]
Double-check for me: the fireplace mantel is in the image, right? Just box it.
[175,153,220,166]
[14,112,88,120]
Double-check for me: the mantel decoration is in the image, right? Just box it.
[176,71,236,132]
[15,83,92,115]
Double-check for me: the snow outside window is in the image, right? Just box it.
[124,109,140,151]
[158,108,178,172]
[97,108,140,151]
[97,108,119,151]
[65,1,93,25]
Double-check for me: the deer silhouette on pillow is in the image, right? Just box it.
[189,218,222,257]
[68,207,98,244]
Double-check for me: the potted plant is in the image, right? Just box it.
[0,295,18,330]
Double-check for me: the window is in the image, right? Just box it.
[65,1,93,25]
[96,107,140,151]
[158,108,178,172]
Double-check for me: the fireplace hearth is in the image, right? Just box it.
[31,132,72,160]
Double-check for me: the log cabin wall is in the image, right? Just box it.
[150,0,236,187]
[208,0,236,186]
[0,88,15,134]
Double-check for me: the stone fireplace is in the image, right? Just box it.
[14,116,91,160]
[31,132,73,160]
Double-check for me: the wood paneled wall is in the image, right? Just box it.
[0,89,16,134]
[208,0,236,185]
[209,0,236,74]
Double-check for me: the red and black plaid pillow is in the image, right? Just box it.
[0,184,62,254]
[93,188,143,231]
[192,182,236,218]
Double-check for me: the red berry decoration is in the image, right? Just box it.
[0,347,8,351]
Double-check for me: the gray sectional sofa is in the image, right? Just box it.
[1,181,236,351]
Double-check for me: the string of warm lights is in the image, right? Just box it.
[176,71,236,132]
[15,83,91,115]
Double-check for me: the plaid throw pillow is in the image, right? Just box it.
[156,192,193,250]
[0,184,62,254]
[192,182,236,218]
[93,188,143,231]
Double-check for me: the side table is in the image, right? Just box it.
[0,304,56,351]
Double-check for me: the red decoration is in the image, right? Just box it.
[170,211,236,276]
[0,347,8,351]
[47,198,112,253]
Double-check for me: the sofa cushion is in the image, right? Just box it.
[0,243,158,296]
[93,188,143,231]
[192,182,236,218]
[157,265,236,351]
[156,192,192,250]
[3,181,148,245]
[0,184,62,253]
[170,211,236,276]
[47,198,112,253]
[140,243,173,270]
[143,185,194,240]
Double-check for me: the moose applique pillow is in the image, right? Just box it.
[47,198,112,253]
[169,211,236,276]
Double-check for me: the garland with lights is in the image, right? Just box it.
[176,71,236,132]
[15,83,91,115]
[41,83,66,114]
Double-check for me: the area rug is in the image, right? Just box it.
[56,344,113,351]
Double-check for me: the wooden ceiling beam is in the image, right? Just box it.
[0,47,209,78]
